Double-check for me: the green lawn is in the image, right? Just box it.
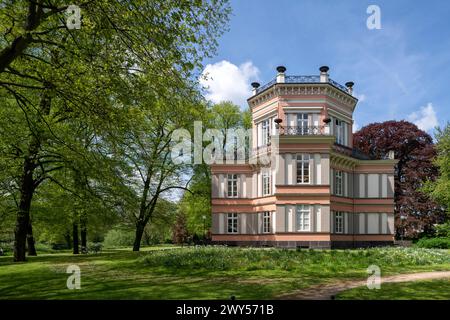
[0,246,449,299]
[336,279,450,300]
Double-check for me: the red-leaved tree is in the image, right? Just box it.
[353,120,446,239]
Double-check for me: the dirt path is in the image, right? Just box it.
[278,271,450,300]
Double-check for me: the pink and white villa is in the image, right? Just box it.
[210,66,397,248]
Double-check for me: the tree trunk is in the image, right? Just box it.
[27,220,37,256]
[133,222,145,251]
[0,2,44,73]
[64,230,72,249]
[13,156,36,262]
[80,214,87,254]
[12,84,52,262]
[73,222,79,254]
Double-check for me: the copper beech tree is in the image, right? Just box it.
[353,120,446,238]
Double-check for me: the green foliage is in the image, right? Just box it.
[140,247,450,272]
[88,242,103,254]
[416,237,450,249]
[103,229,137,248]
[435,222,450,238]
[0,0,232,257]
[424,123,450,215]
[179,102,249,237]
[179,164,211,236]
[142,200,177,245]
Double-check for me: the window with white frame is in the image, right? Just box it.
[335,119,345,145]
[262,171,271,196]
[296,154,310,184]
[227,213,238,233]
[335,212,344,233]
[297,113,309,135]
[263,211,271,233]
[261,119,271,146]
[296,205,310,231]
[335,170,343,196]
[227,174,238,198]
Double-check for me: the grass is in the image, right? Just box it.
[0,246,449,299]
[336,279,450,300]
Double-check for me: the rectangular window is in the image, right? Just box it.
[263,212,271,233]
[296,154,310,184]
[297,113,309,135]
[336,119,345,145]
[335,212,344,233]
[227,174,238,198]
[262,172,271,196]
[335,170,343,196]
[261,119,271,146]
[227,213,238,234]
[296,205,310,231]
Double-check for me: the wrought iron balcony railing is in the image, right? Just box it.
[279,125,329,136]
[255,75,348,94]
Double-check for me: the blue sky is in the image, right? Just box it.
[201,0,450,134]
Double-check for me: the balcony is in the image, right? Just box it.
[256,75,348,94]
[278,125,330,136]
[333,143,372,160]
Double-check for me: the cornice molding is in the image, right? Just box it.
[248,83,357,111]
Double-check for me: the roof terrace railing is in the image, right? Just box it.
[255,75,348,94]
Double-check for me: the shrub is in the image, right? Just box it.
[0,241,13,254]
[36,242,58,252]
[416,237,450,249]
[89,242,103,253]
[435,223,450,238]
[103,229,136,248]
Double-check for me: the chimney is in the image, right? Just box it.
[251,82,260,96]
[276,66,286,83]
[319,66,329,83]
[345,81,354,95]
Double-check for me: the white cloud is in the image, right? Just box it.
[354,92,366,103]
[200,60,259,108]
[407,103,438,131]
[353,121,360,132]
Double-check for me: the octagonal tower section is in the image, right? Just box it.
[210,66,397,248]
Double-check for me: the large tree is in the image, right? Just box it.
[353,120,446,238]
[423,123,450,216]
[115,85,203,251]
[0,0,231,261]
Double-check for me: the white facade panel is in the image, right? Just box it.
[286,154,293,185]
[381,213,387,234]
[368,174,379,198]
[315,154,322,184]
[316,206,321,232]
[359,174,365,198]
[381,174,388,198]
[367,213,379,234]
[359,214,365,234]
